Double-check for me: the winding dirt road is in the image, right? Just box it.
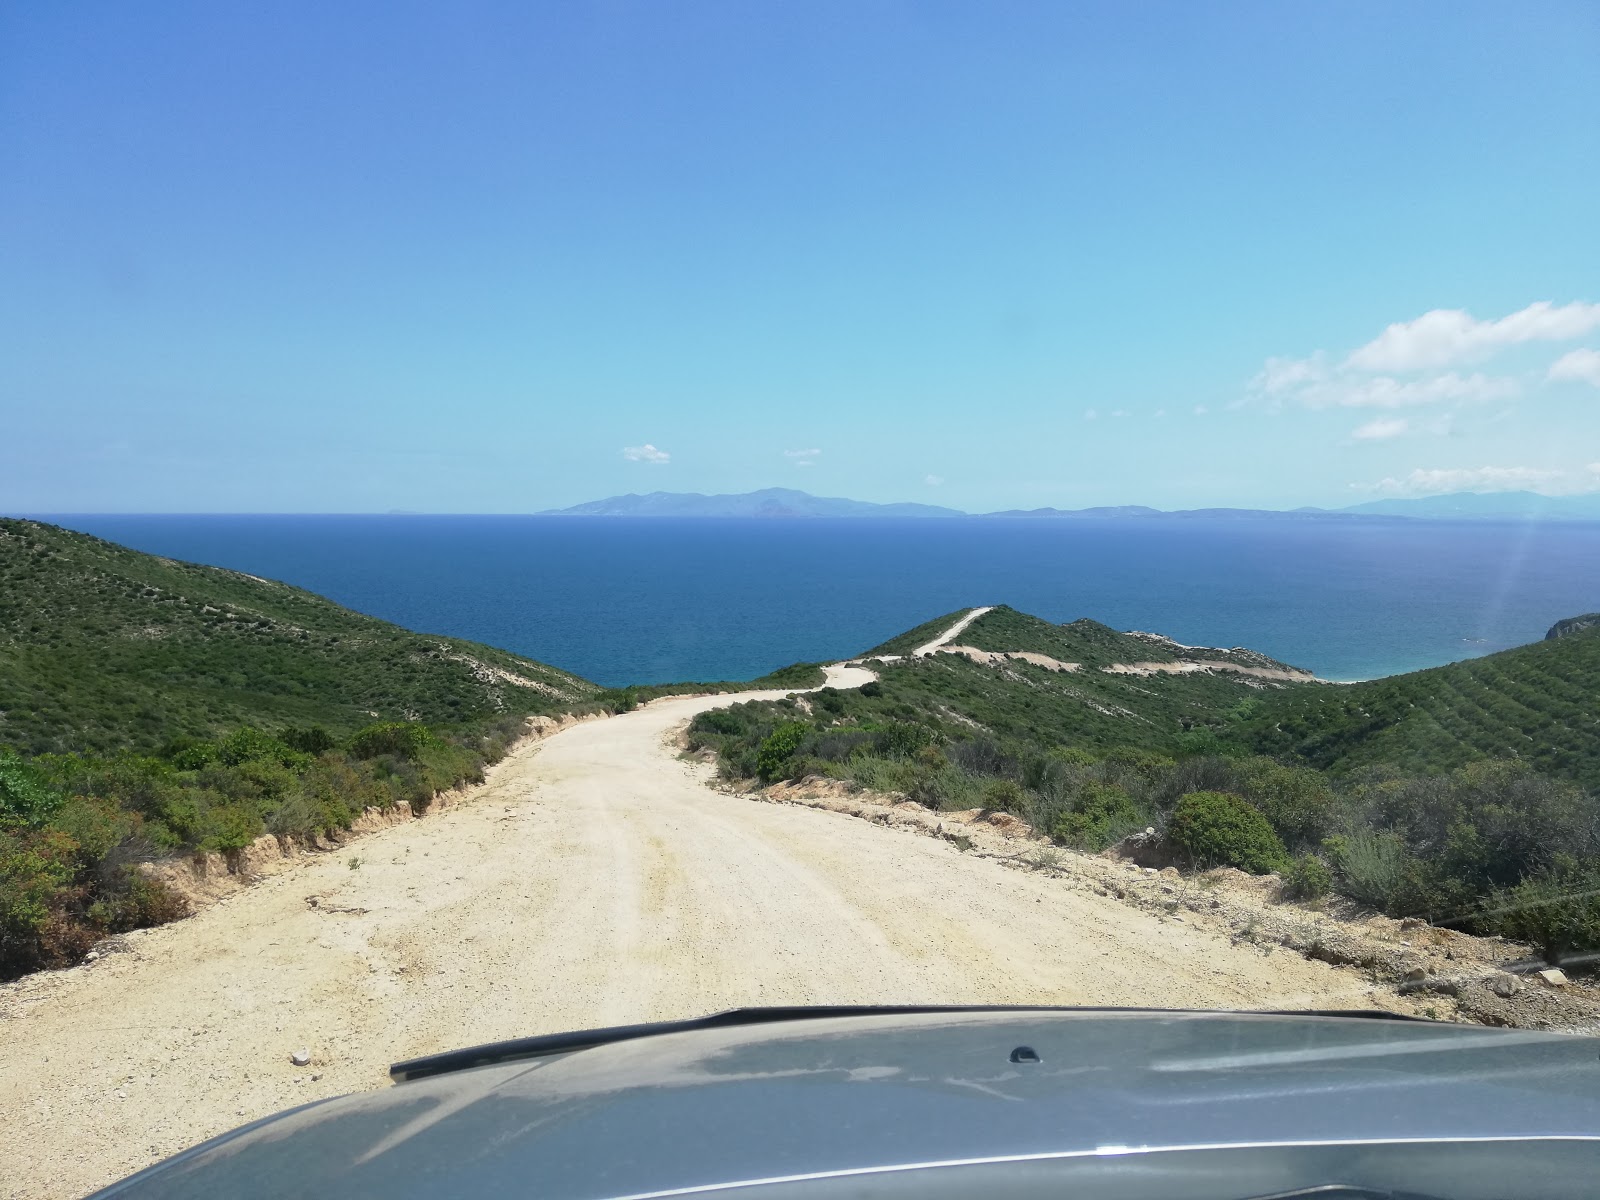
[3,662,1379,1199]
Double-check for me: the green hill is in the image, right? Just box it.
[1241,617,1600,791]
[0,519,601,980]
[0,518,596,756]
[954,605,1309,672]
[688,605,1600,959]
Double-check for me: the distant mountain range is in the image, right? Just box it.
[541,488,964,519]
[542,488,1600,521]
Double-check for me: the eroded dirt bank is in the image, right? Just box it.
[0,666,1469,1198]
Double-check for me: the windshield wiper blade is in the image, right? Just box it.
[389,1004,1423,1083]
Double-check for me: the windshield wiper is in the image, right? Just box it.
[389,1004,1423,1083]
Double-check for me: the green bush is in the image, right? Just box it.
[281,726,337,755]
[1331,838,1420,908]
[216,727,303,768]
[756,722,809,782]
[1050,782,1142,852]
[1479,857,1600,962]
[1167,790,1289,874]
[598,688,639,714]
[0,749,63,828]
[981,778,1027,814]
[347,722,433,761]
[1236,758,1339,850]
[1282,853,1333,900]
[907,765,984,811]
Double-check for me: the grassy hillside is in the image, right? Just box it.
[0,519,607,980]
[1241,620,1600,791]
[862,608,974,656]
[0,518,597,755]
[689,606,1600,961]
[956,605,1307,672]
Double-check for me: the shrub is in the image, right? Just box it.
[873,722,932,759]
[845,754,920,795]
[858,681,882,698]
[216,727,302,768]
[1481,858,1600,962]
[347,722,433,761]
[1236,758,1339,850]
[756,722,809,782]
[907,765,984,811]
[981,778,1026,814]
[1050,782,1142,852]
[280,726,337,755]
[598,688,639,714]
[1325,829,1413,911]
[1167,791,1289,874]
[0,749,63,828]
[1282,853,1333,900]
[169,742,217,770]
[693,709,747,737]
[0,828,79,977]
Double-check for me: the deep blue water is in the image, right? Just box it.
[33,515,1600,687]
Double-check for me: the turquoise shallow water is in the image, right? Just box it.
[36,514,1600,687]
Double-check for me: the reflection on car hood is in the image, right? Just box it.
[93,1010,1600,1200]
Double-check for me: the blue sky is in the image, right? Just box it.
[3,1,1597,513]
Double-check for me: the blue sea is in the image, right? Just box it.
[35,515,1600,687]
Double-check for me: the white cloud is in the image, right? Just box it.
[1549,347,1600,387]
[1347,301,1600,371]
[1153,408,1166,418]
[924,474,945,487]
[1300,371,1518,410]
[1351,417,1408,441]
[1083,408,1097,420]
[621,443,670,463]
[784,448,821,468]
[1193,405,1208,416]
[1251,353,1328,396]
[1359,465,1565,496]
[1248,301,1597,434]
[1110,409,1128,418]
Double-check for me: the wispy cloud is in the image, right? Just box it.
[1083,408,1097,420]
[1346,302,1600,371]
[621,443,670,463]
[1355,465,1565,496]
[1247,301,1600,429]
[1351,417,1409,441]
[924,474,945,487]
[1253,362,1516,410]
[783,448,821,468]
[1550,347,1600,387]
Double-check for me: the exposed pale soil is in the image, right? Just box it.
[1,648,1589,1198]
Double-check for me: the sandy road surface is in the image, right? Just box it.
[3,662,1377,1199]
[911,605,993,655]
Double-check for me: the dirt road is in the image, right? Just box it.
[3,662,1380,1199]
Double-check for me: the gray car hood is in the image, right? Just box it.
[92,1009,1600,1199]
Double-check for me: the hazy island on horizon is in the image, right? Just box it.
[539,487,1600,522]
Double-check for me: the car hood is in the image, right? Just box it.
[93,1009,1600,1199]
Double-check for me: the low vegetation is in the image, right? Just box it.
[1242,617,1600,792]
[0,715,532,980]
[0,519,597,758]
[690,610,1600,963]
[0,519,614,980]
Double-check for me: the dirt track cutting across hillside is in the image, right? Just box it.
[3,662,1394,1199]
